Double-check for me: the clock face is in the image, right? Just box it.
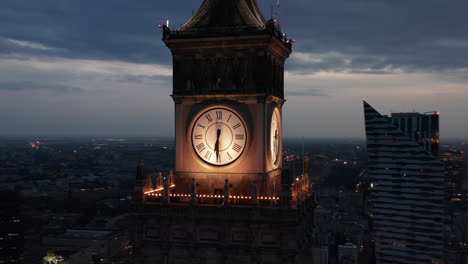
[192,108,247,166]
[270,109,280,165]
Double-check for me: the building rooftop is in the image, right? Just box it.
[53,229,119,240]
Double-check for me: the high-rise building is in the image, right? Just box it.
[311,246,329,264]
[440,148,465,198]
[132,1,315,263]
[389,112,440,157]
[338,243,359,264]
[363,101,446,264]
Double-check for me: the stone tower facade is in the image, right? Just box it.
[133,1,314,263]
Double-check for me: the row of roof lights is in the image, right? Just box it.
[146,193,279,200]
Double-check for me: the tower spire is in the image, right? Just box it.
[180,0,266,31]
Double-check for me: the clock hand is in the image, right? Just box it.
[215,129,221,162]
[274,130,278,154]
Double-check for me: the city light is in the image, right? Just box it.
[43,252,64,264]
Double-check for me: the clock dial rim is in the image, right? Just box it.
[191,107,247,166]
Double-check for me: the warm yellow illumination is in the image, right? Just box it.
[145,192,279,201]
[392,242,406,247]
[144,188,163,194]
[144,184,176,195]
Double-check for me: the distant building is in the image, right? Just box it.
[445,207,468,264]
[363,101,446,264]
[440,148,465,198]
[312,246,329,264]
[389,112,440,157]
[0,190,23,263]
[444,246,465,264]
[42,229,127,263]
[338,243,359,264]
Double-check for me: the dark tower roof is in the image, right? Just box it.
[180,0,266,31]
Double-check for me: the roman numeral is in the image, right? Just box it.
[232,143,242,153]
[235,134,244,140]
[216,111,222,120]
[227,152,232,160]
[227,114,232,122]
[196,143,206,153]
[194,134,202,139]
[204,151,212,160]
[205,114,213,122]
[233,123,241,129]
[197,124,205,129]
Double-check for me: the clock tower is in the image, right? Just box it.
[133,1,314,263]
[165,0,291,198]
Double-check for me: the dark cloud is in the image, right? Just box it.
[286,88,327,97]
[281,0,468,72]
[286,52,350,74]
[0,82,85,93]
[1,0,468,73]
[0,0,205,64]
[1,0,468,138]
[113,74,172,84]
[0,37,54,52]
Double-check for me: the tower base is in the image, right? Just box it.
[133,199,314,264]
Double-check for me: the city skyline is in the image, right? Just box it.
[2,2,467,263]
[1,0,468,138]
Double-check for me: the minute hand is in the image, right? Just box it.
[215,129,221,162]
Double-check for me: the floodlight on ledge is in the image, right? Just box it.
[144,185,175,194]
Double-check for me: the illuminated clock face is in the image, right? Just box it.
[192,108,247,166]
[270,109,280,165]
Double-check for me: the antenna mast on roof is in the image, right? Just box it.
[277,0,281,29]
[271,0,281,29]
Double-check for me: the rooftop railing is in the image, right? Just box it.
[160,20,293,50]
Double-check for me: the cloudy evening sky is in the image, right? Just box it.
[1,0,468,139]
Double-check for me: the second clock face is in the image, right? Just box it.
[192,108,247,166]
[270,109,280,165]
